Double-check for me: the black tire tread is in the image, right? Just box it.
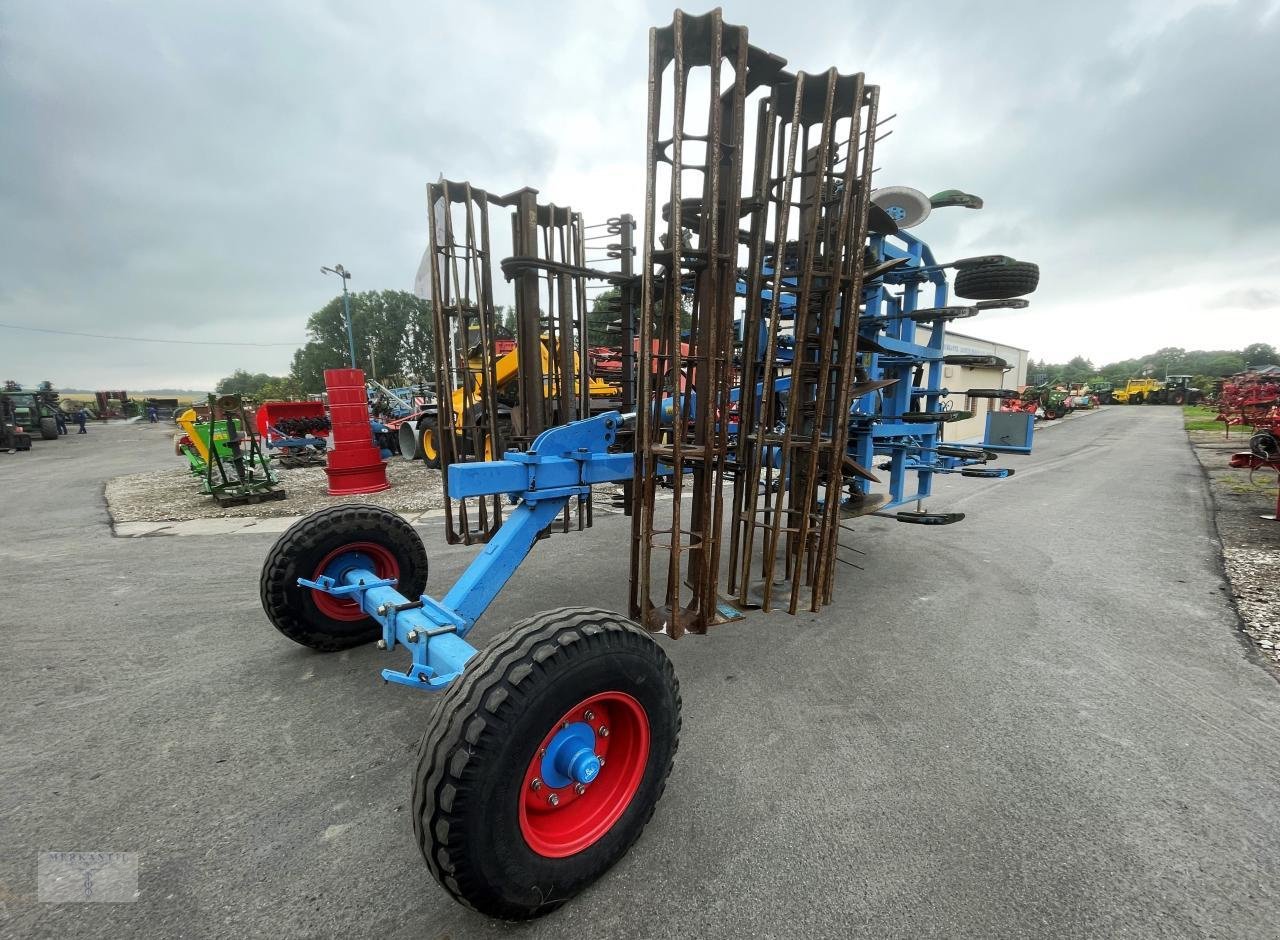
[954,260,1040,300]
[259,503,428,651]
[411,606,680,919]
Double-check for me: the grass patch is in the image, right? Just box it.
[1185,404,1252,433]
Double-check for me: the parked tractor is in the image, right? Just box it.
[1111,376,1202,405]
[1146,375,1203,405]
[1110,377,1163,404]
[0,394,33,452]
[2,388,61,440]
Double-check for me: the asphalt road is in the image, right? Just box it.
[3,408,1279,938]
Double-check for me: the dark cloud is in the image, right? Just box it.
[0,0,1275,387]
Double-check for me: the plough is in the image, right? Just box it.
[259,8,1038,920]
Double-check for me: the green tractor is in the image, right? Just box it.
[2,388,61,440]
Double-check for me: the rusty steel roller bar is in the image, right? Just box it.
[513,197,593,532]
[426,182,595,545]
[729,70,881,614]
[629,8,786,637]
[426,179,505,545]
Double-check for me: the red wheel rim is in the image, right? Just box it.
[310,541,400,621]
[519,692,650,858]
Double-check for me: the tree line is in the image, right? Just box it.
[215,288,615,400]
[216,289,437,399]
[1029,343,1277,389]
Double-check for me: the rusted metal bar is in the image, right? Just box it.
[426,182,600,544]
[730,69,880,613]
[630,8,786,637]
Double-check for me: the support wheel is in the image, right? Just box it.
[412,607,680,920]
[39,416,58,440]
[260,504,428,650]
[953,260,1039,300]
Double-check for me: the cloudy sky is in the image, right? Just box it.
[2,0,1277,389]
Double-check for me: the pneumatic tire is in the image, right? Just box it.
[954,260,1040,300]
[412,607,680,920]
[260,504,428,651]
[39,417,58,440]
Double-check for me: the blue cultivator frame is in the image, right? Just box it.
[848,231,1023,514]
[299,412,634,689]
[731,225,1027,524]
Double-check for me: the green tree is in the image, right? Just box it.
[1057,355,1094,383]
[588,288,622,345]
[1243,342,1278,366]
[289,289,436,392]
[216,370,277,397]
[258,376,306,401]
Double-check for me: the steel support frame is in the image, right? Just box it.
[849,232,950,511]
[299,413,633,691]
[730,69,879,614]
[425,181,595,545]
[631,9,785,637]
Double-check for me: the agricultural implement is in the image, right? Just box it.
[256,400,329,467]
[1001,383,1069,420]
[1217,368,1280,435]
[259,8,1037,920]
[178,395,286,506]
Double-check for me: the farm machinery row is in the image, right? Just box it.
[1217,368,1280,444]
[257,8,1040,921]
[1218,369,1280,520]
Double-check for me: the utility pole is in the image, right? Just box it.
[321,264,356,368]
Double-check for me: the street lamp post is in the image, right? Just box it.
[320,264,356,368]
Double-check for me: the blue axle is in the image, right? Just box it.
[298,411,634,691]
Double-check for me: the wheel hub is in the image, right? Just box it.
[540,722,601,788]
[519,691,650,858]
[310,542,400,621]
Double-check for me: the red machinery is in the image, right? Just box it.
[323,369,388,495]
[257,400,330,466]
[1217,369,1280,435]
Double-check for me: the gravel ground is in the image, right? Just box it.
[106,443,446,521]
[103,423,627,522]
[1189,428,1280,664]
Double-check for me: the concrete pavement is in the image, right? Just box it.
[2,408,1279,938]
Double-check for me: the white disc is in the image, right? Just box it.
[870,186,932,229]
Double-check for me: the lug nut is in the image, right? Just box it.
[584,710,595,721]
[598,726,609,738]
[547,793,560,807]
[407,630,420,642]
[539,747,547,758]
[375,640,387,650]
[574,783,586,795]
[531,778,542,792]
[598,757,605,768]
